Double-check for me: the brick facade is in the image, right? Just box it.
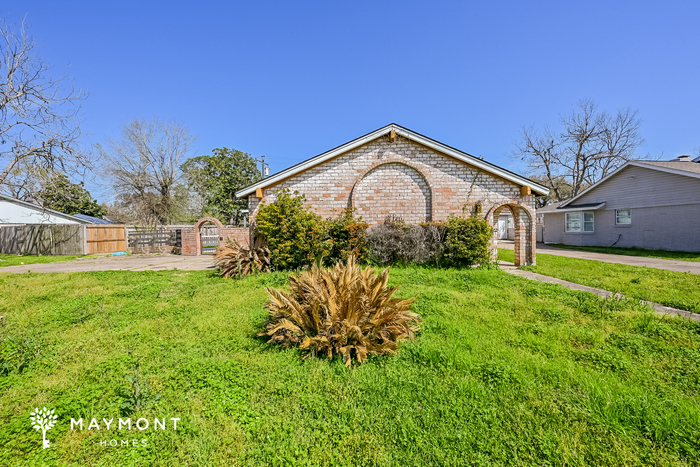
[246,133,537,265]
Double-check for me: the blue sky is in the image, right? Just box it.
[6,1,700,202]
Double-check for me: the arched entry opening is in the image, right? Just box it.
[194,217,223,255]
[489,204,535,266]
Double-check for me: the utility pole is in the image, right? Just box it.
[254,155,269,178]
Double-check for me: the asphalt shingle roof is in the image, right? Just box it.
[635,160,700,175]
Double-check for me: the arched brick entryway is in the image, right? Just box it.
[486,203,535,266]
[194,217,223,255]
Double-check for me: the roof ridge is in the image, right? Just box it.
[235,124,549,197]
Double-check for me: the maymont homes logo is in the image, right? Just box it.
[30,407,58,449]
[29,407,180,449]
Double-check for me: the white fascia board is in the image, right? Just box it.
[235,124,550,198]
[543,202,605,213]
[235,125,393,198]
[392,127,549,196]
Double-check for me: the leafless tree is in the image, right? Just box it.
[0,20,89,198]
[515,99,643,202]
[98,118,195,225]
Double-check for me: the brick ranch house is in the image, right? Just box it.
[234,124,548,266]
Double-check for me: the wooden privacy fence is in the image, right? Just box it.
[127,228,181,254]
[0,224,85,255]
[86,225,127,254]
[0,224,127,256]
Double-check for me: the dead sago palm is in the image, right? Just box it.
[214,238,271,278]
[260,256,420,366]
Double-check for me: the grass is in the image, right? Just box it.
[1,266,700,466]
[547,244,700,262]
[499,249,700,313]
[0,254,83,267]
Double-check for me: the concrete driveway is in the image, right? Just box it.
[498,241,700,274]
[0,254,217,273]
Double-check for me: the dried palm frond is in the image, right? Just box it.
[214,237,271,278]
[260,255,419,366]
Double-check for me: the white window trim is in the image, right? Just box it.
[565,211,595,233]
[615,209,632,225]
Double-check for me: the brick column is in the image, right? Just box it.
[181,227,197,256]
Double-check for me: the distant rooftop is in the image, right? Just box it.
[634,159,700,175]
[72,214,115,224]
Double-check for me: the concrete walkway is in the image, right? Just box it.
[498,241,700,274]
[500,261,700,321]
[0,254,217,273]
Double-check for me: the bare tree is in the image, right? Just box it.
[515,99,643,202]
[0,20,89,198]
[98,118,195,225]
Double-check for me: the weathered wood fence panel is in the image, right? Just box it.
[86,225,127,254]
[0,224,85,256]
[126,227,181,254]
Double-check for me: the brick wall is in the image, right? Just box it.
[246,134,537,265]
[181,227,197,256]
[249,134,535,222]
[353,162,431,224]
[181,225,250,256]
[220,227,249,246]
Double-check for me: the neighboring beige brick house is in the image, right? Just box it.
[236,124,548,265]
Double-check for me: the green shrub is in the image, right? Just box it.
[255,189,329,269]
[444,214,494,266]
[325,207,369,264]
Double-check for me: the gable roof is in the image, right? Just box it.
[637,160,700,176]
[560,159,700,208]
[0,193,91,224]
[235,123,549,197]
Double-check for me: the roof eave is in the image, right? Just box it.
[235,123,550,198]
[547,202,606,213]
[629,161,700,180]
[0,194,90,224]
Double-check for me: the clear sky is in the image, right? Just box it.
[6,1,700,202]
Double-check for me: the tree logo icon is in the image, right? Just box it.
[30,407,58,449]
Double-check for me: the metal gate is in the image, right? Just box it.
[200,227,220,254]
[201,235,219,254]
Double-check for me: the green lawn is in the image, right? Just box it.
[499,249,700,313]
[1,267,700,466]
[547,244,700,262]
[0,254,83,267]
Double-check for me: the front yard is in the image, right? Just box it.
[1,266,699,466]
[499,250,700,313]
[0,254,84,268]
[545,244,700,262]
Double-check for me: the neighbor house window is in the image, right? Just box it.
[615,209,631,225]
[565,212,595,232]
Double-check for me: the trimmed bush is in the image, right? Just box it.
[254,189,329,269]
[444,214,494,266]
[325,207,369,264]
